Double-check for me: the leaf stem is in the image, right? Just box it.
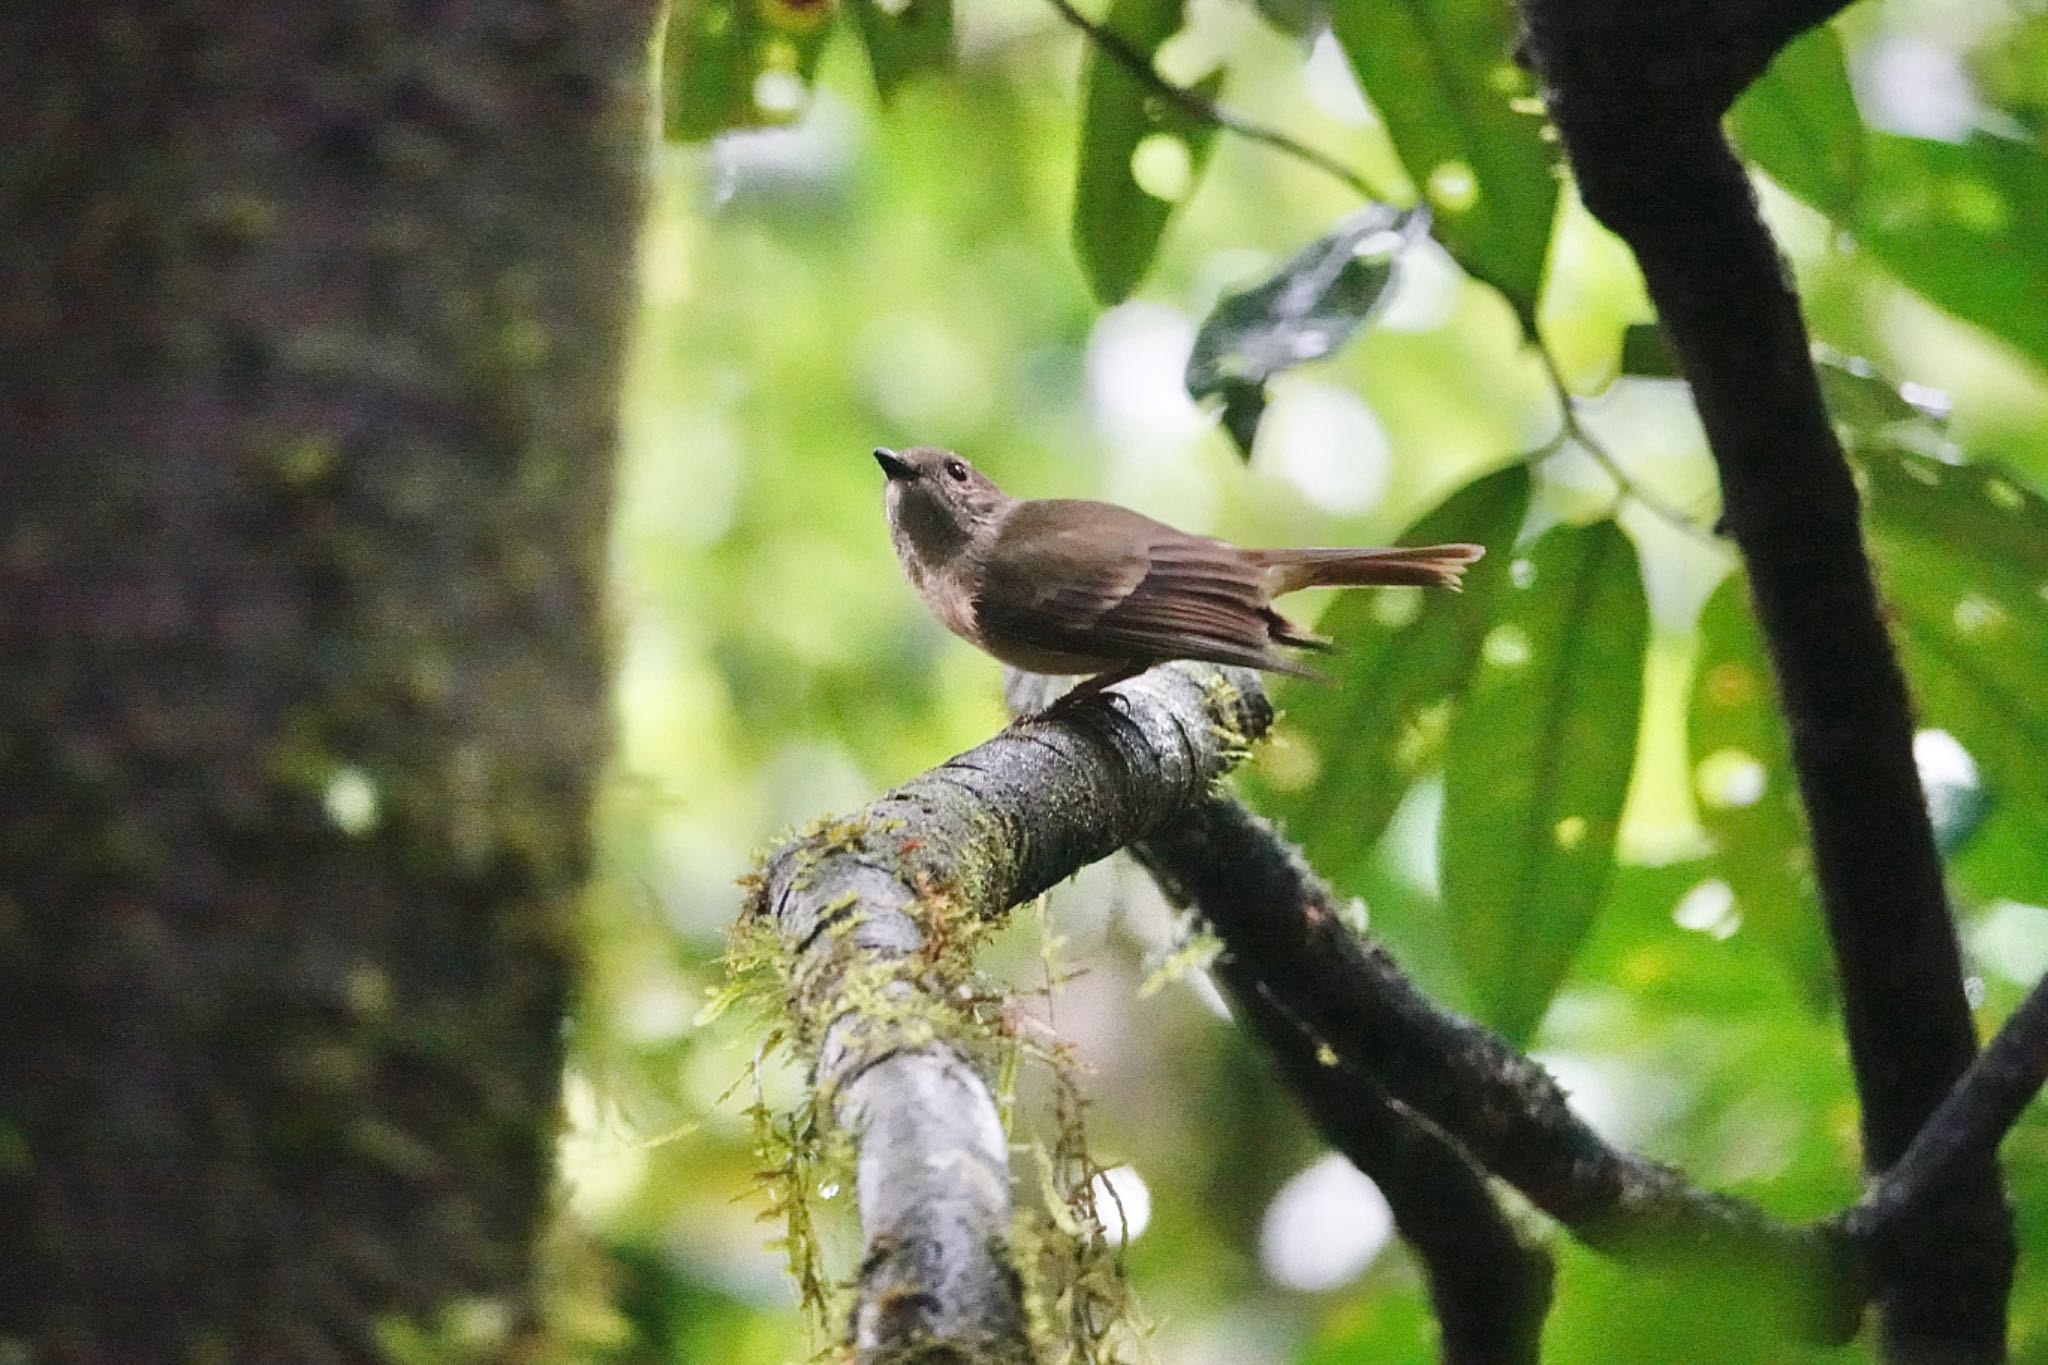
[1039,0,1375,200]
[1534,341,1726,543]
[1047,0,1728,545]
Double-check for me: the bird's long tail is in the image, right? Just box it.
[1247,543,1485,595]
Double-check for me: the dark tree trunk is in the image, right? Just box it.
[0,3,655,1360]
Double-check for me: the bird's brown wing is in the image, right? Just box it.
[974,499,1311,674]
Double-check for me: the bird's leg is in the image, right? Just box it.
[1038,662,1150,716]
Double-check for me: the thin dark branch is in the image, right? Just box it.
[997,666,1556,1360]
[1517,0,2015,1355]
[1040,0,1375,200]
[1133,794,1862,1344]
[1849,970,2048,1242]
[755,663,1273,1363]
[1226,955,1554,1363]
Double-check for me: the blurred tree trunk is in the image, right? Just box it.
[0,4,655,1360]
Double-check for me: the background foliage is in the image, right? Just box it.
[564,0,2048,1357]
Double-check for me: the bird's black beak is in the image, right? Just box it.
[873,447,917,481]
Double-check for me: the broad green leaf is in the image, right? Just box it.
[1441,520,1646,1044]
[662,0,836,141]
[1725,25,1864,208]
[852,0,951,100]
[1824,363,2048,837]
[1072,0,1222,303]
[1973,6,2048,140]
[1257,466,1529,898]
[1862,446,2048,823]
[1577,855,1824,1021]
[1685,441,2048,997]
[1184,207,1414,457]
[1326,0,1558,322]
[1733,26,2048,368]
[1954,796,2048,911]
[1689,575,1834,1007]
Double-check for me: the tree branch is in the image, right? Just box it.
[989,671,1554,1361]
[1849,970,2048,1244]
[1517,2,2015,1355]
[1130,794,1863,1343]
[1256,1019,1552,1365]
[753,663,1272,1363]
[1240,979,1552,1365]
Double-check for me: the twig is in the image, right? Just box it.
[1534,340,1724,542]
[1041,0,1375,200]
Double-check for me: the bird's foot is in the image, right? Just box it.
[1028,665,1149,719]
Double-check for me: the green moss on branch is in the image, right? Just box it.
[744,663,1272,1364]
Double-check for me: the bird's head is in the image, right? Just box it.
[874,446,1009,565]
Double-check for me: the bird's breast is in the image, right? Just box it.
[920,563,981,643]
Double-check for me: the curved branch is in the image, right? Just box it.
[754,663,1272,1363]
[1518,2,2015,1355]
[1218,951,1555,1363]
[1135,796,1862,1344]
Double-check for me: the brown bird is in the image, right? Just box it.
[875,446,1482,706]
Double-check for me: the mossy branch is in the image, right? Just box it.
[750,663,1273,1364]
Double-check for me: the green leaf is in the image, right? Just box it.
[1724,25,1864,209]
[1619,321,1681,379]
[852,0,952,100]
[1072,0,1222,304]
[1184,207,1414,457]
[1973,6,2048,142]
[662,0,836,142]
[1440,519,1647,1044]
[1862,446,2048,823]
[1326,0,1558,322]
[1212,379,1267,456]
[1733,25,2048,368]
[1260,466,1530,896]
[1685,442,2048,1000]
[1688,575,1834,1007]
[1954,796,2048,911]
[1814,346,1950,436]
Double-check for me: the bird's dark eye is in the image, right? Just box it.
[944,460,969,483]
